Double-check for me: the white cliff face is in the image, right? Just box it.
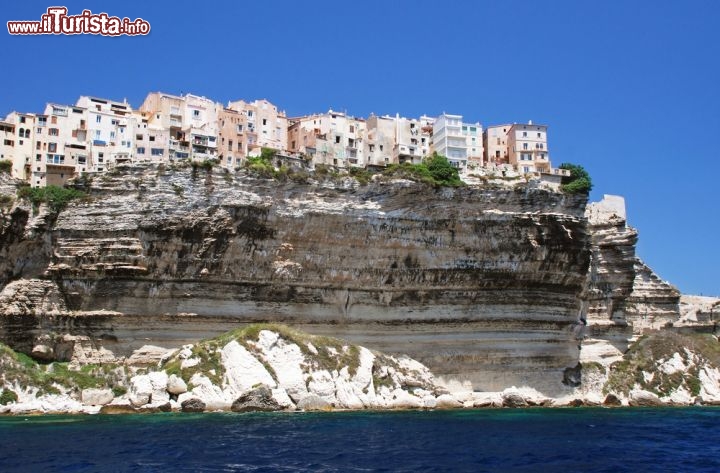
[220,340,276,397]
[147,326,443,412]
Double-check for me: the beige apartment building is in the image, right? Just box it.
[216,106,248,168]
[507,122,550,173]
[140,92,218,162]
[0,112,36,181]
[227,99,287,157]
[483,124,511,165]
[288,110,364,168]
[364,115,395,167]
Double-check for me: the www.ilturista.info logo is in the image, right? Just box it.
[7,7,150,36]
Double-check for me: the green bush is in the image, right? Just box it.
[17,185,87,212]
[0,160,12,174]
[384,153,463,187]
[0,389,18,405]
[348,167,373,185]
[191,159,215,172]
[559,163,592,194]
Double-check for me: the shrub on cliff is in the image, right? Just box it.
[0,389,18,405]
[17,185,88,213]
[0,159,12,174]
[559,163,592,194]
[384,153,463,187]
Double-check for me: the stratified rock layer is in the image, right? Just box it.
[0,164,591,395]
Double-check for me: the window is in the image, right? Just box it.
[247,111,253,117]
[37,127,42,134]
[262,119,267,126]
[228,140,233,150]
[38,117,47,126]
[95,130,101,139]
[291,140,295,149]
[110,131,116,139]
[111,119,119,126]
[237,124,243,132]
[136,134,143,141]
[48,143,57,152]
[349,125,355,133]
[379,145,384,151]
[523,143,528,150]
[51,116,57,125]
[193,110,200,118]
[96,115,101,123]
[149,135,155,142]
[19,116,26,124]
[137,147,146,154]
[3,139,13,146]
[537,132,542,138]
[522,131,527,137]
[151,148,164,156]
[78,156,86,164]
[36,142,41,150]
[539,143,544,149]
[36,154,41,161]
[335,136,341,144]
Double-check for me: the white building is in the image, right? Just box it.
[431,114,482,170]
[76,96,135,171]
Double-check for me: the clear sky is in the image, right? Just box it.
[1,0,718,296]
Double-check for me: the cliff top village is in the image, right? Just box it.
[0,92,569,187]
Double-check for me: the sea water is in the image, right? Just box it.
[1,408,719,472]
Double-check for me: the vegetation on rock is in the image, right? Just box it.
[162,323,362,385]
[0,159,12,174]
[16,185,87,212]
[559,163,592,194]
[604,332,719,397]
[384,153,463,187]
[0,342,124,397]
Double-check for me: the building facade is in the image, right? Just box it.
[507,122,550,173]
[431,114,483,170]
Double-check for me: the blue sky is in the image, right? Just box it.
[2,0,718,296]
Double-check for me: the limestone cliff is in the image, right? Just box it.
[0,164,591,396]
[0,164,710,400]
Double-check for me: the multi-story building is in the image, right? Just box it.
[31,103,88,186]
[483,124,511,165]
[139,92,218,162]
[227,99,287,157]
[288,110,364,168]
[507,122,550,174]
[216,106,248,168]
[431,114,483,170]
[76,96,135,171]
[0,112,35,181]
[393,114,434,165]
[364,115,395,167]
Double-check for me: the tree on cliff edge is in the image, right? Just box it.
[559,163,592,194]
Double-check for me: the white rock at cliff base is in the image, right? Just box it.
[81,388,114,406]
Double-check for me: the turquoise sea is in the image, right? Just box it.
[1,408,719,472]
